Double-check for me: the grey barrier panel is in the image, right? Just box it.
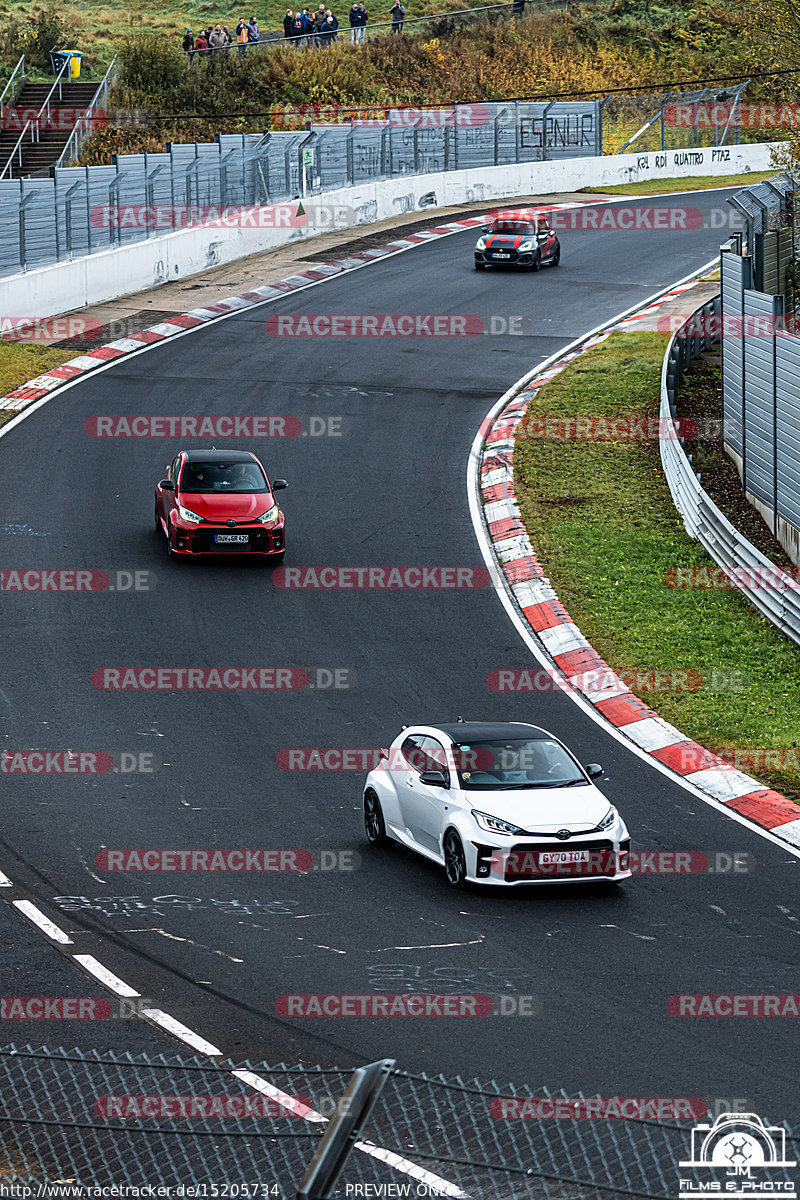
[758,229,780,294]
[720,246,751,458]
[776,329,800,533]
[661,297,800,645]
[18,179,57,270]
[743,288,783,512]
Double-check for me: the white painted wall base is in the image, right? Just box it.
[0,141,778,320]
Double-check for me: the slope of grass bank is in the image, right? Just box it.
[512,330,800,801]
[0,345,82,428]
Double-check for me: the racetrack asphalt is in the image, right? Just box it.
[2,187,798,1117]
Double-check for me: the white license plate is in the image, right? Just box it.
[492,252,511,258]
[214,533,249,544]
[538,850,589,865]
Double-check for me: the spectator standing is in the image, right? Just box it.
[222,25,232,54]
[349,3,360,41]
[291,9,305,41]
[512,0,524,17]
[195,28,210,55]
[182,27,195,62]
[247,15,260,43]
[326,8,339,39]
[208,23,226,57]
[301,7,314,45]
[356,2,367,40]
[236,17,248,52]
[284,8,295,36]
[319,9,335,44]
[389,0,404,31]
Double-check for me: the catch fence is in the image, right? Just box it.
[2,1044,796,1196]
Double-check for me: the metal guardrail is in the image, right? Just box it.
[659,295,800,647]
[55,54,118,170]
[0,56,71,181]
[0,55,25,122]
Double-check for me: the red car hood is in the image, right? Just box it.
[178,491,275,521]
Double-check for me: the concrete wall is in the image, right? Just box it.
[0,140,778,319]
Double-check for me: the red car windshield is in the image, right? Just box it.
[180,461,269,493]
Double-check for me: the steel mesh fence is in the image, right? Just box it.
[0,1044,796,1197]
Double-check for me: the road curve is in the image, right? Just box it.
[2,188,797,1117]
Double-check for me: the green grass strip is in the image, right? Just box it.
[0,345,82,429]
[513,330,800,802]
[579,172,775,196]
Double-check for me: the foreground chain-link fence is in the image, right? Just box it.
[0,1044,797,1197]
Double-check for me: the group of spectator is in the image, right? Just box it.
[182,17,259,60]
[283,5,340,45]
[181,0,406,58]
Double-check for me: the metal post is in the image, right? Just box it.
[64,180,83,260]
[413,127,419,173]
[345,127,355,186]
[146,163,166,238]
[514,99,521,163]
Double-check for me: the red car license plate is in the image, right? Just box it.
[214,533,249,545]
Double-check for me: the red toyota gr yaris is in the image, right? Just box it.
[154,449,287,561]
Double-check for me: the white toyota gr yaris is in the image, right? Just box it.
[362,720,631,888]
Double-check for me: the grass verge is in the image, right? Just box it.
[512,330,800,802]
[579,172,776,196]
[0,345,82,429]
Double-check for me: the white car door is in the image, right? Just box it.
[399,735,449,855]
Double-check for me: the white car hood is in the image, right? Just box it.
[468,784,608,833]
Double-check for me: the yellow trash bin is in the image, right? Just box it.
[64,50,83,79]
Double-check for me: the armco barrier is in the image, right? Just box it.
[660,296,800,647]
[0,140,779,321]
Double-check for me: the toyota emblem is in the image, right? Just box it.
[226,518,236,527]
[556,829,571,841]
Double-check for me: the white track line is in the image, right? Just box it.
[72,954,141,996]
[12,899,74,944]
[0,870,12,886]
[140,1008,223,1056]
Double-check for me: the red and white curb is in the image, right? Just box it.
[478,284,800,851]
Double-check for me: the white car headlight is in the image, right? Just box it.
[472,809,524,836]
[595,806,617,831]
[517,239,534,252]
[256,504,280,524]
[476,237,487,250]
[176,504,203,523]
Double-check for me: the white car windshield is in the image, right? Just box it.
[453,738,585,789]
